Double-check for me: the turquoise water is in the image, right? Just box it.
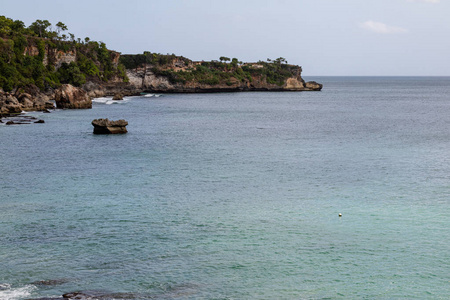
[1,77,449,299]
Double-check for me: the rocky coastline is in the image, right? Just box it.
[0,54,322,122]
[124,59,322,94]
[1,74,322,122]
[0,16,322,122]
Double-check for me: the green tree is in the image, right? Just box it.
[55,21,68,34]
[274,57,287,66]
[230,57,239,68]
[57,62,86,86]
[55,22,68,41]
[47,31,58,40]
[77,52,100,76]
[0,16,13,37]
[219,56,230,63]
[11,20,26,33]
[29,19,51,37]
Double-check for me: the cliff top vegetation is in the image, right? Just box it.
[120,52,302,87]
[0,16,127,92]
[0,15,308,93]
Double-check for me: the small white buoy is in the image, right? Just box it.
[338,213,342,217]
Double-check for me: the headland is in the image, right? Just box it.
[0,16,322,117]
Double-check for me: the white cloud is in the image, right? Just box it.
[360,21,408,34]
[407,0,440,3]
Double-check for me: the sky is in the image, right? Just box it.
[1,0,449,76]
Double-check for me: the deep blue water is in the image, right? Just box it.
[1,77,449,299]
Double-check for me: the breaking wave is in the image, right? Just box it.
[92,97,131,105]
[0,283,36,300]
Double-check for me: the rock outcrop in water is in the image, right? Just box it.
[1,115,45,125]
[305,81,322,90]
[92,118,128,134]
[112,93,123,100]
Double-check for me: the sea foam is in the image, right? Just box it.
[143,94,163,98]
[0,284,36,300]
[92,97,112,104]
[92,97,130,105]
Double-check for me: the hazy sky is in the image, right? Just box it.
[2,0,449,76]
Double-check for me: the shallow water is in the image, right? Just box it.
[1,77,449,299]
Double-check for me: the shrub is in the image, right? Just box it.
[57,62,86,86]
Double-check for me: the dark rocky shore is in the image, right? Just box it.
[0,75,322,124]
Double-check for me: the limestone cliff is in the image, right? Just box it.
[121,54,322,93]
[24,44,76,68]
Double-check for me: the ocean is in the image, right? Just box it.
[1,77,449,299]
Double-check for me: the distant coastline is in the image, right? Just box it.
[0,16,322,117]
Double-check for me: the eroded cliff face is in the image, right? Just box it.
[127,66,174,91]
[24,44,76,68]
[285,77,305,90]
[125,64,321,92]
[110,51,121,67]
[22,41,121,71]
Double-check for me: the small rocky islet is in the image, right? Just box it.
[92,118,128,134]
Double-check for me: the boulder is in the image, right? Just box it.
[82,81,106,98]
[1,87,54,115]
[55,84,92,109]
[1,94,22,114]
[13,86,55,112]
[20,97,34,110]
[92,118,128,134]
[305,81,323,91]
[3,104,22,114]
[112,93,123,100]
[285,77,305,90]
[17,93,33,102]
[33,93,54,111]
[34,119,45,123]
